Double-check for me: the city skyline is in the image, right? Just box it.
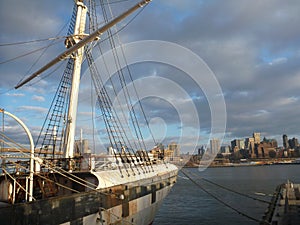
[218,133,299,148]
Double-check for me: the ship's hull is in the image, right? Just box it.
[0,163,178,225]
[60,182,173,225]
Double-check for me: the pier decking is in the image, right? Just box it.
[261,181,300,225]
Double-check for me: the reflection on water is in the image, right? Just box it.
[154,164,300,225]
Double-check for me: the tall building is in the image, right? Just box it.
[288,138,299,149]
[245,137,255,157]
[255,142,276,158]
[167,142,180,157]
[283,134,289,149]
[253,132,261,144]
[245,137,254,149]
[198,146,205,155]
[262,138,278,148]
[220,146,230,154]
[156,143,165,151]
[210,138,220,154]
[231,139,245,152]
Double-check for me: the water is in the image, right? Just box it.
[153,164,300,225]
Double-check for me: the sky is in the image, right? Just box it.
[1,0,300,153]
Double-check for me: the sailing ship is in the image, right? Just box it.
[0,1,178,224]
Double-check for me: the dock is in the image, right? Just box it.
[261,181,300,225]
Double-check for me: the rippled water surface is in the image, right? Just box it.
[153,164,300,225]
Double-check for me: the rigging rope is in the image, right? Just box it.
[107,2,157,146]
[87,1,132,156]
[1,151,130,212]
[16,19,71,87]
[1,131,98,191]
[1,160,80,194]
[84,0,153,173]
[101,0,144,151]
[94,43,141,153]
[201,177,270,204]
[0,62,65,96]
[0,40,61,65]
[184,169,271,204]
[101,1,142,149]
[86,47,151,175]
[0,36,68,47]
[97,0,131,5]
[1,133,142,200]
[105,0,151,151]
[106,0,155,170]
[27,61,65,87]
[91,76,97,154]
[1,136,95,192]
[85,49,131,176]
[99,0,154,171]
[0,6,136,97]
[181,169,261,223]
[34,3,76,156]
[1,168,37,201]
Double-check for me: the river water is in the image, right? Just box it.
[153,164,300,225]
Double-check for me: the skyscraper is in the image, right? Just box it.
[210,138,220,154]
[231,139,245,152]
[245,137,255,150]
[167,142,180,157]
[283,134,289,149]
[288,137,299,149]
[253,132,261,144]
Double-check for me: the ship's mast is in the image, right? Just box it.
[14,0,153,158]
[14,0,152,90]
[63,0,87,158]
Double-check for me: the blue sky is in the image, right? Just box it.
[1,0,300,153]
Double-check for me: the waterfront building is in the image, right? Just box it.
[264,138,278,148]
[151,142,180,160]
[253,142,276,158]
[198,146,205,155]
[210,138,220,154]
[231,139,245,152]
[220,146,230,154]
[245,137,254,149]
[167,142,180,157]
[253,132,261,144]
[245,137,255,158]
[245,137,254,154]
[283,134,289,149]
[156,143,165,151]
[288,137,299,149]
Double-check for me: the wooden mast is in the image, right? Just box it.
[14,0,152,160]
[63,0,87,159]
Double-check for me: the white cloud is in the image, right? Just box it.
[268,57,287,65]
[274,96,299,107]
[17,106,47,114]
[1,0,300,149]
[32,95,45,102]
[5,93,25,97]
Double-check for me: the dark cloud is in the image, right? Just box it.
[1,0,300,151]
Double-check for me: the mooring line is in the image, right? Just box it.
[181,169,261,223]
